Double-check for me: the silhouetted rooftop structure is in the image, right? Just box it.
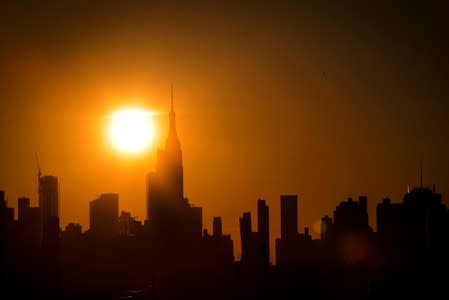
[146,99,202,243]
[377,186,449,266]
[280,195,298,240]
[89,193,119,239]
[18,197,30,222]
[39,175,59,230]
[276,195,320,267]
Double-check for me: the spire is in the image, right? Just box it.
[170,84,174,113]
[169,85,176,132]
[420,160,423,189]
[165,85,181,152]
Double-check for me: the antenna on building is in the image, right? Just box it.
[420,160,423,189]
[170,84,174,112]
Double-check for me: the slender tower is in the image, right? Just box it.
[162,85,184,202]
[147,87,186,227]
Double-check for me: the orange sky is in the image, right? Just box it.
[1,2,448,261]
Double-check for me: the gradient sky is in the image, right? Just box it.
[1,1,448,260]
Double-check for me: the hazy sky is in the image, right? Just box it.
[1,1,448,260]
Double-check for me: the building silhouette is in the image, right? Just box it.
[320,196,373,266]
[89,193,119,238]
[39,175,59,220]
[146,95,202,242]
[62,222,82,242]
[39,175,59,237]
[377,186,449,266]
[276,195,299,266]
[18,197,30,222]
[42,215,60,250]
[118,211,143,236]
[320,195,372,241]
[239,199,270,268]
[258,199,269,266]
[333,196,369,233]
[1,191,11,249]
[280,195,298,240]
[203,216,234,269]
[276,195,318,267]
[239,211,254,266]
[18,199,42,249]
[320,215,332,239]
[213,216,222,236]
[0,191,14,229]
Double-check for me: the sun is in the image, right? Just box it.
[107,108,156,154]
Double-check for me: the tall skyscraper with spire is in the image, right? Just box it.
[158,86,183,202]
[146,89,201,240]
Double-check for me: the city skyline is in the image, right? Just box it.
[1,102,446,264]
[1,4,449,295]
[1,96,447,262]
[1,3,448,252]
[2,94,449,298]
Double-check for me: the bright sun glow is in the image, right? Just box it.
[107,108,156,154]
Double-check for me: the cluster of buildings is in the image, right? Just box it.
[0,175,59,252]
[2,102,449,296]
[238,188,449,269]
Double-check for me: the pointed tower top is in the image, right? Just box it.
[420,160,423,189]
[166,85,181,152]
[170,84,174,113]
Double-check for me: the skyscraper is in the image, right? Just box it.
[89,193,119,238]
[280,195,298,240]
[258,199,270,266]
[203,216,234,269]
[239,200,271,267]
[146,92,201,240]
[213,216,223,237]
[0,191,14,233]
[333,196,369,232]
[239,212,253,265]
[277,194,318,266]
[39,175,59,227]
[18,197,30,222]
